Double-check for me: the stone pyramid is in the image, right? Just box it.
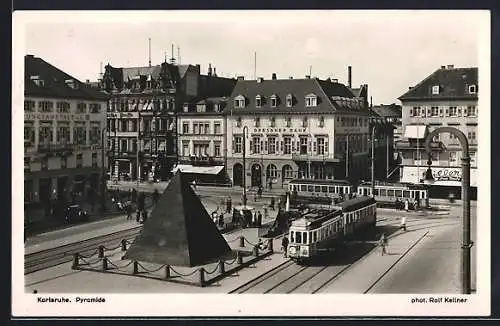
[123,171,232,267]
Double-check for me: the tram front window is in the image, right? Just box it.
[296,232,302,244]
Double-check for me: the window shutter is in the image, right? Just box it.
[232,138,235,153]
[308,140,311,153]
[260,140,264,152]
[313,142,317,153]
[280,141,284,153]
[291,140,295,152]
[264,140,268,152]
[249,140,254,154]
[325,141,329,153]
[409,108,413,116]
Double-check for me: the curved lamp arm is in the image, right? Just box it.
[424,126,469,158]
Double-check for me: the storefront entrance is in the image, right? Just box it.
[251,164,262,187]
[233,163,243,186]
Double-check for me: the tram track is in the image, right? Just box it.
[24,226,142,275]
[230,230,430,294]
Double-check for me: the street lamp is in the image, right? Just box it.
[371,125,376,197]
[423,126,473,294]
[100,127,107,212]
[242,125,248,206]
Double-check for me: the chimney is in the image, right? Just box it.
[409,86,413,90]
[196,64,201,72]
[441,65,446,69]
[348,66,352,88]
[257,77,264,83]
[272,73,277,80]
[237,76,245,81]
[26,54,34,58]
[86,79,90,84]
[213,67,217,77]
[332,78,338,83]
[447,64,454,69]
[305,75,311,79]
[289,76,293,79]
[208,63,213,76]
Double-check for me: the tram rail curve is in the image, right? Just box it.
[24,226,143,275]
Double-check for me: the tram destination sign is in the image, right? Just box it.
[24,113,86,121]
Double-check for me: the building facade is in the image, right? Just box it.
[396,65,478,198]
[102,61,235,182]
[24,55,108,218]
[225,74,372,189]
[177,97,228,166]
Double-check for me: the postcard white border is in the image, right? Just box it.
[12,10,491,317]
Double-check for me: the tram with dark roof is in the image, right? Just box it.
[287,179,355,202]
[356,181,429,209]
[287,196,377,263]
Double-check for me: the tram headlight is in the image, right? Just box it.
[289,247,297,255]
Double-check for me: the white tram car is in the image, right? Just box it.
[288,179,355,200]
[356,181,429,209]
[287,196,377,263]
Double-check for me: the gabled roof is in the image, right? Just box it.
[224,78,361,115]
[371,104,402,118]
[399,66,478,101]
[122,65,163,82]
[24,55,108,101]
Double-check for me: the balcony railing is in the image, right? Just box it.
[292,153,339,162]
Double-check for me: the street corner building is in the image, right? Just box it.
[23,54,109,223]
[224,68,378,190]
[102,56,236,183]
[396,64,478,199]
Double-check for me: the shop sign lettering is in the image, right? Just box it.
[24,113,86,121]
[430,168,461,182]
[253,127,307,134]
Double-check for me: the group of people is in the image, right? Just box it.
[395,198,418,212]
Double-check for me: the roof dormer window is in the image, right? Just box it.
[286,94,294,108]
[30,75,44,87]
[234,95,245,108]
[305,93,317,107]
[270,94,278,108]
[468,85,477,94]
[431,85,440,95]
[65,79,77,89]
[255,95,262,108]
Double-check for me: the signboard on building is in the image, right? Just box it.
[252,127,307,134]
[401,166,477,187]
[24,113,87,121]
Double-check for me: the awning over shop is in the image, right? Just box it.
[404,125,427,139]
[171,164,224,175]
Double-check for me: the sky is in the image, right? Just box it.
[16,10,485,105]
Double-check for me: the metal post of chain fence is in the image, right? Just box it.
[239,236,245,247]
[98,245,105,258]
[72,253,79,269]
[165,265,171,279]
[133,261,139,274]
[102,257,108,271]
[237,252,243,265]
[253,245,259,257]
[199,268,205,287]
[267,238,273,253]
[121,239,127,251]
[219,261,225,274]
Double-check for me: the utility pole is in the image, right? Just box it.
[242,125,248,206]
[371,125,376,197]
[100,127,107,212]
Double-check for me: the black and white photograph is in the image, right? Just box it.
[12,10,490,317]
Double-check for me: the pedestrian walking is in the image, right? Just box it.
[142,210,148,223]
[281,236,289,258]
[126,203,133,220]
[257,211,263,227]
[379,233,388,256]
[153,189,160,206]
[258,185,263,199]
[226,196,232,213]
[136,209,141,223]
[400,216,407,231]
[218,212,225,229]
[404,199,409,212]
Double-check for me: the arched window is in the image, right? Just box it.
[266,164,277,179]
[255,95,262,108]
[270,94,278,108]
[305,93,317,107]
[234,95,245,108]
[286,94,293,107]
